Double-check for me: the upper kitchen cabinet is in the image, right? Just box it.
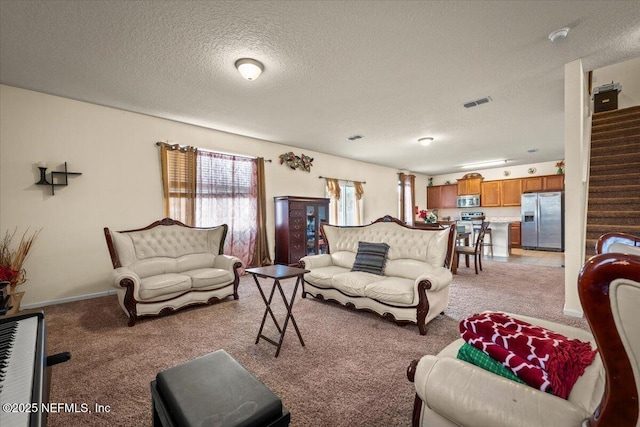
[427,184,457,209]
[543,175,564,191]
[457,176,483,195]
[501,179,523,206]
[523,175,564,193]
[480,181,501,207]
[522,176,543,192]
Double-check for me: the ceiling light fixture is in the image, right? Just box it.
[548,27,569,43]
[235,58,264,81]
[460,159,507,169]
[418,137,434,146]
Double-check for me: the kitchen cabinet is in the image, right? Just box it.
[543,175,564,191]
[523,177,543,192]
[510,222,521,248]
[427,184,457,209]
[480,181,501,207]
[457,177,482,195]
[274,196,330,265]
[501,179,523,206]
[523,175,564,193]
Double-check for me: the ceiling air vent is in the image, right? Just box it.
[347,135,363,141]
[463,96,492,108]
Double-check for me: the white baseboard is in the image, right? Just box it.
[563,307,584,318]
[22,290,118,310]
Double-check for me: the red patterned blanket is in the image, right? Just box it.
[460,312,597,398]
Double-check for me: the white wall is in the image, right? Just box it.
[0,85,422,306]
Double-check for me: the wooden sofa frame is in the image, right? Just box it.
[300,215,456,335]
[407,252,640,427]
[104,218,242,326]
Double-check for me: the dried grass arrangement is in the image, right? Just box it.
[0,228,41,293]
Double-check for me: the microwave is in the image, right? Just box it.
[457,195,481,208]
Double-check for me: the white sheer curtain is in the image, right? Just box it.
[195,150,257,269]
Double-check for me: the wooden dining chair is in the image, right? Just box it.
[455,221,490,274]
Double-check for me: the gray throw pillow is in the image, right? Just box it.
[351,241,390,275]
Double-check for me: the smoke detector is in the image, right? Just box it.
[548,27,569,43]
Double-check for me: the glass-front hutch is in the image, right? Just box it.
[274,196,330,265]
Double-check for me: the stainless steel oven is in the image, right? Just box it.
[457,195,481,208]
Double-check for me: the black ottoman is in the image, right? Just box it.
[151,350,290,427]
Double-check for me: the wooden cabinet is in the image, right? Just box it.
[427,186,441,210]
[543,175,564,191]
[457,178,482,195]
[481,178,522,207]
[427,184,457,209]
[274,196,330,265]
[510,222,521,248]
[523,175,564,193]
[501,179,522,206]
[480,181,501,207]
[523,177,543,192]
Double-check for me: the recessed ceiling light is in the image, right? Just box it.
[548,27,569,43]
[418,137,434,146]
[460,159,507,169]
[235,58,264,81]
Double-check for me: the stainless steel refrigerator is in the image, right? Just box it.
[521,192,564,251]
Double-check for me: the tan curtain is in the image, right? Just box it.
[398,173,415,225]
[354,181,365,225]
[325,178,340,225]
[250,158,272,267]
[160,143,196,225]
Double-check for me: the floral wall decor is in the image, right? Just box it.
[279,152,314,172]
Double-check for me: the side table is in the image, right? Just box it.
[246,265,309,357]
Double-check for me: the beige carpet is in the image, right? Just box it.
[41,260,587,427]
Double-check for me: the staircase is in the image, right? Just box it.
[585,105,640,256]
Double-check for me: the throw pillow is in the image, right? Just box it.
[351,241,390,275]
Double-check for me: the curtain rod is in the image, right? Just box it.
[155,142,271,162]
[319,176,366,184]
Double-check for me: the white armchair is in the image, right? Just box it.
[407,252,640,427]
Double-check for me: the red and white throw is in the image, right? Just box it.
[460,312,597,398]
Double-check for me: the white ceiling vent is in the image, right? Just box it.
[464,96,492,108]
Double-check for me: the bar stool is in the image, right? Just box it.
[481,227,493,257]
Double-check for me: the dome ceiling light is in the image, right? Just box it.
[235,58,264,81]
[548,27,569,43]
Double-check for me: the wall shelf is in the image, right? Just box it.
[36,162,82,195]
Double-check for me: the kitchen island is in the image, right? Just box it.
[484,219,517,257]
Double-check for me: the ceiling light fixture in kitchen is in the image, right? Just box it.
[235,58,264,81]
[460,159,507,169]
[418,137,434,146]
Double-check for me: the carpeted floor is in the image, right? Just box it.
[41,260,587,426]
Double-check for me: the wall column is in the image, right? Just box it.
[563,59,587,317]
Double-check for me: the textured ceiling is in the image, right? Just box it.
[1,1,639,175]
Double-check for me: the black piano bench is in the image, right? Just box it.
[150,349,290,427]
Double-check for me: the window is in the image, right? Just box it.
[160,144,267,268]
[327,180,363,226]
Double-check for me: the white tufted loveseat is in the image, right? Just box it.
[299,216,456,335]
[104,218,242,326]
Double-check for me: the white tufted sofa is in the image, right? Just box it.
[299,216,456,335]
[104,218,242,326]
